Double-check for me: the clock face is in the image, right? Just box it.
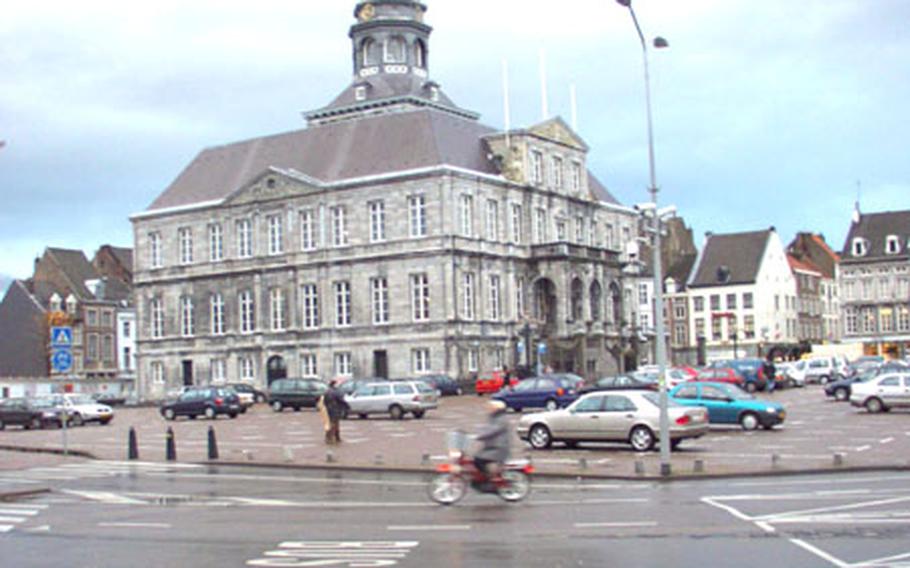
[358,3,375,22]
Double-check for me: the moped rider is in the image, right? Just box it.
[474,399,511,478]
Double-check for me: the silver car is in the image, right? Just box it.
[345,381,438,420]
[517,390,709,452]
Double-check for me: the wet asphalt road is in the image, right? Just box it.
[2,462,910,567]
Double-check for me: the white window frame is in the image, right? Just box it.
[178,228,193,265]
[210,294,225,335]
[301,284,320,330]
[149,232,162,268]
[408,195,427,238]
[150,361,165,384]
[886,235,900,255]
[300,354,318,378]
[530,149,544,184]
[485,199,499,242]
[180,296,194,337]
[300,209,317,251]
[575,217,584,244]
[412,348,430,374]
[268,214,284,255]
[369,201,386,243]
[411,273,430,322]
[240,357,255,380]
[270,288,285,331]
[535,208,547,243]
[371,277,389,325]
[552,155,564,189]
[209,223,223,262]
[467,349,479,372]
[571,161,582,192]
[463,272,476,320]
[150,298,164,339]
[510,203,522,244]
[334,352,353,377]
[334,281,352,327]
[331,206,348,247]
[237,219,253,258]
[210,358,226,383]
[461,195,474,237]
[239,290,255,334]
[488,275,501,321]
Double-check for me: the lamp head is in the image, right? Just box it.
[654,36,669,48]
[616,0,632,6]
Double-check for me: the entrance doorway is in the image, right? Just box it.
[267,356,287,385]
[373,350,388,379]
[181,360,194,386]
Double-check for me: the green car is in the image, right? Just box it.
[669,381,786,431]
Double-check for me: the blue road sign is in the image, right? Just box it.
[51,349,73,373]
[517,341,525,353]
[51,327,73,347]
[537,342,547,354]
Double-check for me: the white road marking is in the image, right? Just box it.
[880,437,895,444]
[242,436,266,441]
[729,475,910,488]
[98,522,171,529]
[0,516,29,523]
[0,477,42,485]
[0,525,14,533]
[61,490,149,505]
[755,521,775,533]
[0,504,46,510]
[789,539,850,568]
[387,525,470,531]
[573,522,656,529]
[856,445,871,452]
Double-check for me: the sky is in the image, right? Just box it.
[1,0,909,283]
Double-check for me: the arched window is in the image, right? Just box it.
[570,278,584,322]
[609,282,622,325]
[590,281,603,321]
[533,279,557,325]
[415,39,427,68]
[361,38,378,66]
[384,37,406,63]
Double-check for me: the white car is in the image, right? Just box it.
[48,394,114,426]
[776,361,807,387]
[850,372,910,413]
[803,356,848,385]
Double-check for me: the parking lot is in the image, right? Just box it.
[1,384,909,477]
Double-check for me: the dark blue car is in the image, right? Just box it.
[492,374,583,411]
[707,358,769,392]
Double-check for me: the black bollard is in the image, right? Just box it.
[207,426,219,460]
[128,427,139,461]
[166,427,177,462]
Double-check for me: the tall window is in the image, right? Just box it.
[334,352,352,377]
[711,316,722,340]
[412,349,430,374]
[530,150,544,184]
[861,307,876,334]
[575,217,584,244]
[149,232,162,268]
[384,36,406,63]
[150,298,164,339]
[301,284,320,329]
[268,214,283,255]
[371,278,389,325]
[210,294,225,335]
[467,349,479,372]
[240,357,255,380]
[516,277,525,318]
[552,156,564,189]
[87,334,98,361]
[411,274,430,322]
[369,201,386,243]
[331,206,348,247]
[237,219,253,258]
[744,315,755,339]
[177,228,193,264]
[535,208,547,243]
[334,281,352,327]
[897,306,910,332]
[300,209,316,251]
[571,161,582,192]
[461,195,474,236]
[408,195,426,237]
[485,199,499,241]
[743,293,754,309]
[270,288,285,331]
[463,273,476,320]
[209,224,223,262]
[710,294,721,311]
[488,275,501,320]
[150,361,165,384]
[727,294,737,310]
[239,290,255,334]
[845,307,858,334]
[211,359,226,383]
[300,354,318,378]
[180,296,194,337]
[511,204,522,244]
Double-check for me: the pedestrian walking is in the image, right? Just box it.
[322,379,349,445]
[763,359,777,392]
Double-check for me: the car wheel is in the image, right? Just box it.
[70,414,84,427]
[456,387,463,396]
[189,414,198,420]
[528,424,552,449]
[205,407,217,419]
[389,405,404,420]
[512,406,522,413]
[240,407,247,414]
[819,375,830,385]
[544,399,558,411]
[670,438,682,451]
[413,410,425,419]
[164,408,176,421]
[744,382,757,393]
[256,395,266,404]
[271,401,283,412]
[865,397,884,414]
[740,412,760,431]
[358,413,368,420]
[834,387,849,402]
[564,440,579,449]
[229,413,238,419]
[100,418,112,426]
[629,425,655,452]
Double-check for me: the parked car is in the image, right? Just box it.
[227,382,268,404]
[418,374,464,396]
[345,380,438,419]
[803,356,849,385]
[159,387,242,420]
[28,397,71,428]
[825,368,879,402]
[338,377,385,396]
[848,356,885,376]
[46,394,114,426]
[492,375,583,412]
[693,367,747,388]
[850,372,910,413]
[91,392,127,406]
[268,378,327,412]
[475,370,518,395]
[707,359,768,392]
[669,381,786,431]
[0,398,51,430]
[581,375,657,393]
[776,361,807,388]
[516,390,709,452]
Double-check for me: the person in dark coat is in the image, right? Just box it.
[474,399,511,477]
[763,359,777,392]
[323,380,349,444]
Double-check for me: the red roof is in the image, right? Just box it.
[787,254,823,275]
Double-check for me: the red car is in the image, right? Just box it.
[693,367,746,387]
[475,371,518,395]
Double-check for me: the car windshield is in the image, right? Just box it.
[721,384,753,400]
[416,382,435,393]
[642,393,682,408]
[31,398,56,409]
[68,395,94,405]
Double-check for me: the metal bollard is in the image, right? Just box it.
[578,457,588,470]
[833,453,844,467]
[207,426,219,460]
[326,450,335,463]
[693,459,705,473]
[165,427,177,462]
[128,427,139,461]
[421,453,430,466]
[283,446,295,462]
[771,453,781,469]
[634,460,645,475]
[374,453,384,466]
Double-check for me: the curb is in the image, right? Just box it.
[0,445,97,460]
[0,488,52,502]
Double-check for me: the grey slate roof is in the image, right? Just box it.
[0,280,48,378]
[46,248,99,300]
[689,230,772,288]
[109,246,134,274]
[666,253,698,285]
[841,209,910,262]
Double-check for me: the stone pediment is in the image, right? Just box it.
[528,117,588,151]
[223,168,324,206]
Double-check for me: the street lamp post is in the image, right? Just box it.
[616,0,671,476]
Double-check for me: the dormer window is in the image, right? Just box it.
[384,37,406,63]
[65,294,78,315]
[415,40,426,68]
[429,86,439,102]
[530,150,544,185]
[852,237,868,257]
[885,235,900,255]
[49,293,62,312]
[570,161,582,193]
[354,86,367,101]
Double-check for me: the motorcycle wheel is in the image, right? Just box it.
[427,473,467,505]
[497,470,531,502]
